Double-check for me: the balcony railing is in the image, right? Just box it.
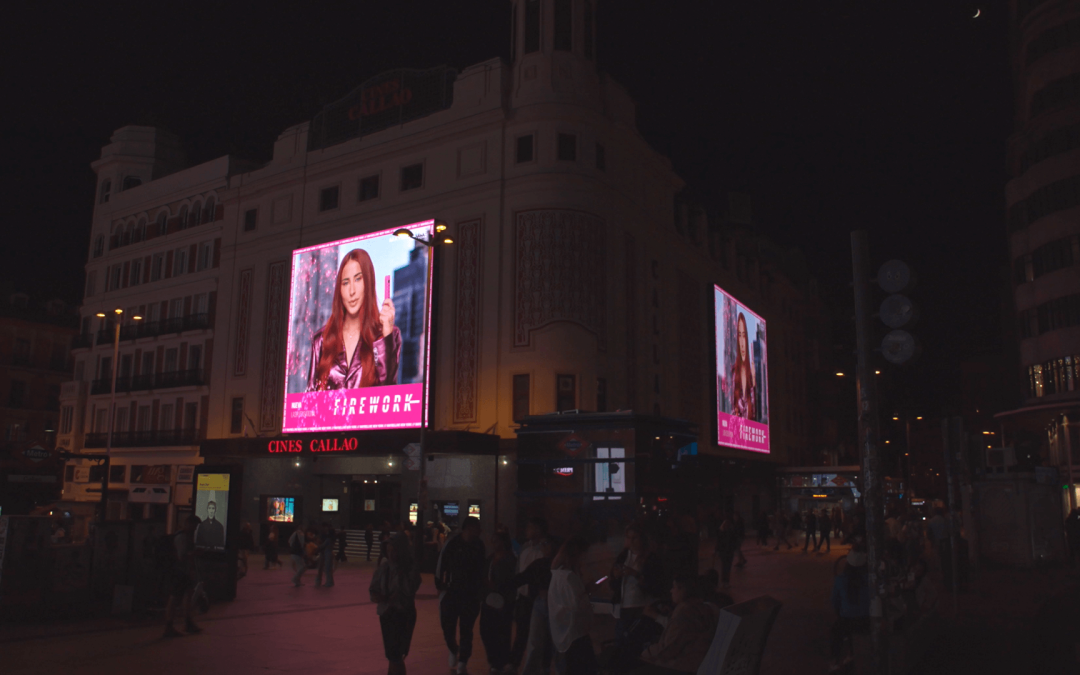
[90,313,212,347]
[72,333,94,350]
[90,369,206,395]
[84,428,200,448]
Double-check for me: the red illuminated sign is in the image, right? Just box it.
[266,437,360,454]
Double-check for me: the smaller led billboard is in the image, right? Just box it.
[194,473,230,550]
[714,285,770,453]
[283,221,434,432]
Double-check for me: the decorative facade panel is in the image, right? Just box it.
[514,209,606,350]
[233,268,253,376]
[260,261,288,431]
[453,219,484,423]
[625,235,637,411]
[677,270,702,422]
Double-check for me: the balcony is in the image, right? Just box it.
[93,313,213,346]
[90,369,206,395]
[72,333,94,350]
[84,428,200,448]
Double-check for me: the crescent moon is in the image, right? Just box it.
[973,8,981,18]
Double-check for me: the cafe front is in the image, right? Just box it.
[200,429,503,545]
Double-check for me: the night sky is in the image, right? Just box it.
[4,1,1009,413]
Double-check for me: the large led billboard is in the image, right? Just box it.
[714,285,770,453]
[283,221,434,432]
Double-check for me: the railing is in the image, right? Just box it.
[84,428,200,448]
[90,369,206,395]
[89,314,212,347]
[72,333,94,350]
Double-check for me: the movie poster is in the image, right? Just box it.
[283,221,434,432]
[715,285,770,454]
[194,473,230,551]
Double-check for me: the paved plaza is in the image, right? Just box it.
[2,538,1076,674]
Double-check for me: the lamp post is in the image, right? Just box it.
[393,222,452,563]
[890,413,922,512]
[93,308,142,522]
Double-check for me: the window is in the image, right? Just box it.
[92,235,105,258]
[1030,73,1080,119]
[401,163,424,191]
[1008,175,1080,231]
[164,348,178,373]
[155,212,167,236]
[197,241,213,271]
[524,0,540,53]
[557,133,577,161]
[516,134,534,163]
[168,298,183,320]
[136,405,150,432]
[174,247,188,275]
[99,179,111,204]
[593,447,626,499]
[160,404,174,430]
[319,185,340,211]
[184,402,198,430]
[115,406,128,433]
[597,377,607,413]
[189,345,203,372]
[89,464,105,483]
[141,352,154,377]
[133,219,146,243]
[190,201,202,226]
[151,253,164,282]
[554,0,572,51]
[595,143,606,171]
[65,465,75,482]
[178,206,189,230]
[129,258,143,286]
[513,374,530,422]
[122,176,142,191]
[9,380,27,408]
[556,374,576,412]
[359,174,381,201]
[194,292,209,316]
[60,405,74,434]
[243,208,257,232]
[108,264,122,291]
[110,465,126,483]
[204,197,216,222]
[231,397,244,434]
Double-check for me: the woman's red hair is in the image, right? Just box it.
[314,248,381,389]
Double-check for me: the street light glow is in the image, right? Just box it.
[835,372,844,377]
[393,228,413,238]
[442,237,454,244]
[96,312,105,318]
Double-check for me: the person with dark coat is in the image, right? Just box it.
[803,510,818,552]
[436,517,486,675]
[480,532,517,672]
[610,524,666,644]
[713,516,738,591]
[755,510,770,547]
[732,512,747,568]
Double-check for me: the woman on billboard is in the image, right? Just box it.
[306,248,401,391]
[730,312,756,420]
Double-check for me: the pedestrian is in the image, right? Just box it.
[366,522,375,561]
[510,517,548,672]
[263,524,282,569]
[163,514,203,638]
[370,532,422,675]
[436,517,486,675]
[379,525,392,565]
[610,524,665,644]
[832,507,844,538]
[512,537,558,675]
[803,509,818,553]
[772,510,793,550]
[634,573,721,674]
[316,522,336,588]
[829,549,871,672]
[288,524,307,587]
[732,512,747,568]
[481,531,517,674]
[713,515,737,591]
[549,536,598,675]
[238,520,255,580]
[755,510,770,547]
[337,526,349,562]
[817,509,832,553]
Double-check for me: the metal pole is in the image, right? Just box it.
[416,240,432,565]
[905,419,913,512]
[100,319,121,523]
[942,417,960,614]
[1065,416,1076,512]
[851,230,888,674]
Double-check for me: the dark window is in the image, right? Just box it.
[1026,17,1080,66]
[184,402,198,430]
[243,208,257,232]
[595,143,606,171]
[8,380,27,408]
[557,133,577,161]
[584,0,595,59]
[319,186,340,211]
[92,235,105,258]
[65,465,75,482]
[155,212,167,236]
[1030,72,1080,120]
[1007,174,1080,232]
[230,397,244,434]
[554,0,572,51]
[110,465,126,483]
[122,176,142,191]
[99,180,111,204]
[513,374,530,422]
[596,377,607,413]
[516,134,534,163]
[401,163,424,191]
[359,174,381,201]
[89,464,106,482]
[556,374,576,412]
[524,0,541,53]
[151,253,164,282]
[1018,125,1080,175]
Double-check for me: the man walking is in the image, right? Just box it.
[803,509,818,553]
[773,510,793,550]
[436,517,486,674]
[817,508,831,552]
[510,518,547,672]
[164,515,203,637]
[288,524,307,587]
[315,522,336,588]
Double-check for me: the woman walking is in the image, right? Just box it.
[263,524,281,570]
[480,532,517,674]
[370,533,422,675]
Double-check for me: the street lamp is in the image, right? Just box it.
[392,222,452,560]
[93,308,141,522]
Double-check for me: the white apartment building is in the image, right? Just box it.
[61,0,821,535]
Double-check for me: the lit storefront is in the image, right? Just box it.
[777,465,861,513]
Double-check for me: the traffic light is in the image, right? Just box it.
[877,260,920,365]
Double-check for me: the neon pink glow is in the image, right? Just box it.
[715,284,770,454]
[282,221,434,433]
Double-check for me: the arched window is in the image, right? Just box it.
[204,197,216,223]
[178,206,189,230]
[154,211,167,237]
[191,201,203,226]
[99,179,111,204]
[121,222,133,247]
[122,176,142,191]
[134,218,147,243]
[92,235,105,258]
